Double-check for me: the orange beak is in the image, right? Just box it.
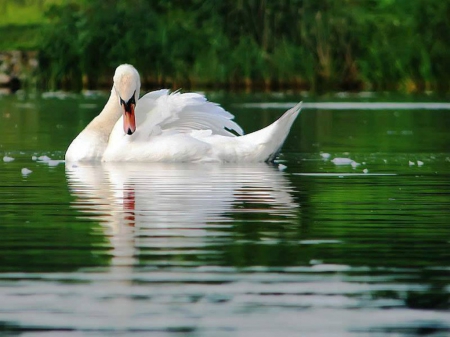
[123,102,136,135]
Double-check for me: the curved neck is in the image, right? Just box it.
[66,88,122,161]
[87,88,122,139]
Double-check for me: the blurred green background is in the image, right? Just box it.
[1,0,450,92]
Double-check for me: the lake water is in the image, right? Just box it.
[1,91,449,336]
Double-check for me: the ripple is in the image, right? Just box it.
[240,102,450,110]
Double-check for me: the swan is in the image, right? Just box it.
[65,64,302,162]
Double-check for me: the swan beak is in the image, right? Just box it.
[123,102,136,135]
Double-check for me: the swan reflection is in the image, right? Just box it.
[66,163,299,267]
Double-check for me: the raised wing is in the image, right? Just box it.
[135,90,244,139]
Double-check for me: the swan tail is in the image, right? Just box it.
[241,101,302,162]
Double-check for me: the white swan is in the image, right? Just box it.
[65,64,302,162]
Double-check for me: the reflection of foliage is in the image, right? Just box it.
[34,0,450,91]
[0,163,111,272]
[405,287,450,310]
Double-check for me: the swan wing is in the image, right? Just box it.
[135,91,244,140]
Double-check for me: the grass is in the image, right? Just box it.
[0,0,68,26]
[0,0,65,50]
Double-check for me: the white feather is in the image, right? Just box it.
[136,91,243,137]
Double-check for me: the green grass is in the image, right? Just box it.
[0,0,66,50]
[0,0,55,26]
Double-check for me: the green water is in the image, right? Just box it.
[0,91,449,336]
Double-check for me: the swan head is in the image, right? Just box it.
[113,64,140,135]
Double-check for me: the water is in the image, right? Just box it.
[1,91,450,336]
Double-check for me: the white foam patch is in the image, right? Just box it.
[38,155,52,162]
[35,155,64,167]
[47,160,65,167]
[278,164,287,171]
[21,168,32,176]
[331,158,354,165]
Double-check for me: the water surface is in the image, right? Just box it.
[0,92,449,336]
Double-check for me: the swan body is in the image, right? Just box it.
[65,64,302,163]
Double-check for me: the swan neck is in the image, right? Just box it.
[88,88,121,136]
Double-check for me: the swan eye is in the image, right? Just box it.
[129,92,136,105]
